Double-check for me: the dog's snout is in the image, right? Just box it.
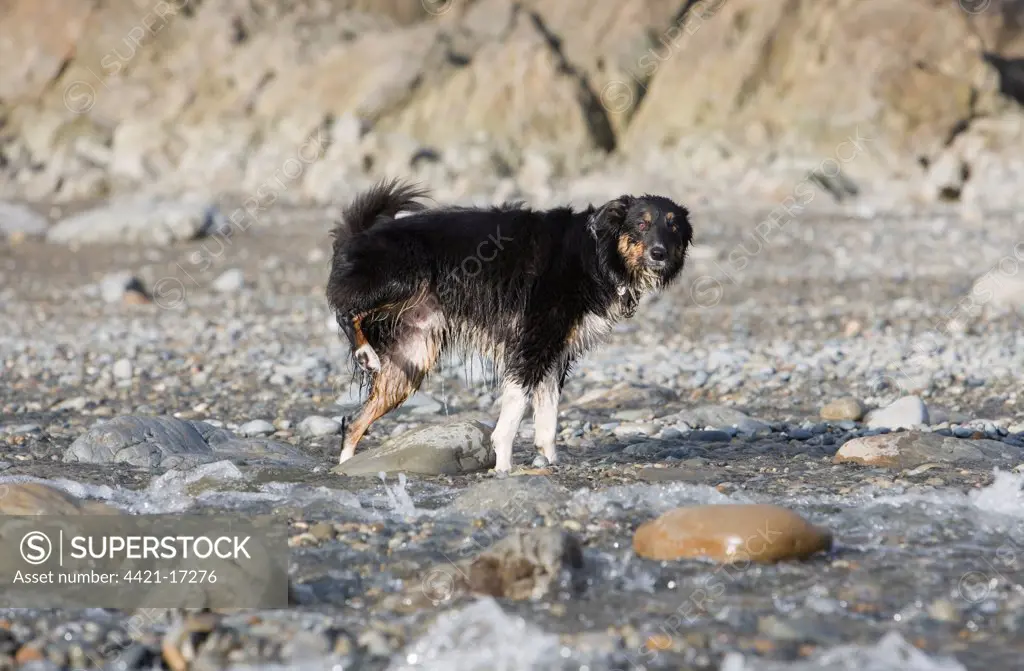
[648,244,667,262]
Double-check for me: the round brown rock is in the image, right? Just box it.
[0,482,120,515]
[633,504,832,563]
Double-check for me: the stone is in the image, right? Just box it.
[451,476,570,520]
[0,482,119,515]
[820,397,866,422]
[112,358,133,380]
[633,504,832,563]
[467,528,585,600]
[865,396,929,430]
[331,421,494,476]
[237,420,277,437]
[100,272,151,304]
[573,382,677,411]
[688,430,733,443]
[63,416,313,470]
[833,432,1022,469]
[47,197,226,246]
[298,416,343,438]
[0,201,47,240]
[972,272,1024,313]
[212,268,245,293]
[673,405,769,434]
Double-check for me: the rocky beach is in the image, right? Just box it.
[2,0,1024,669]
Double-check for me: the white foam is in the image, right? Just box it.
[969,469,1024,519]
[388,598,563,671]
[720,631,966,671]
[380,472,420,518]
[567,481,746,519]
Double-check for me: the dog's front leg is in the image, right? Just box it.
[532,374,559,465]
[491,380,530,474]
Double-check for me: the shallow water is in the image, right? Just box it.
[1,466,1021,669]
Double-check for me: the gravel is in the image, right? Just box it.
[2,198,1023,669]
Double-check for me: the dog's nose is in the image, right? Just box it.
[648,244,667,262]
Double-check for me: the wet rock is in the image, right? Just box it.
[688,429,734,443]
[237,419,276,437]
[865,396,929,430]
[331,421,494,476]
[0,482,119,515]
[212,268,245,293]
[672,405,769,434]
[63,416,313,469]
[834,431,1021,469]
[632,504,832,563]
[820,396,865,422]
[47,197,225,246]
[467,528,585,600]
[452,476,570,519]
[298,416,343,437]
[0,201,47,240]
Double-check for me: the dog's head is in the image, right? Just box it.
[587,194,692,292]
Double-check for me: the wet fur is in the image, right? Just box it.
[326,178,692,471]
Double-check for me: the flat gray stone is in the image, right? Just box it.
[451,476,570,520]
[332,420,494,476]
[63,416,313,470]
[298,415,343,437]
[0,201,47,239]
[834,431,1021,469]
[46,197,226,245]
[674,405,769,434]
[237,419,276,437]
[866,396,929,430]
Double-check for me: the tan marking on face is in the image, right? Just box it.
[641,211,652,224]
[665,212,674,223]
[617,234,646,274]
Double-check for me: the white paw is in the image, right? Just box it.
[354,343,380,373]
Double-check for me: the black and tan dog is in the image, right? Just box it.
[327,179,692,473]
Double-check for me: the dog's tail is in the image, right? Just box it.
[331,178,430,243]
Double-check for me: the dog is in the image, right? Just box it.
[326,178,692,473]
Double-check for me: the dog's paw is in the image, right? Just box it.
[354,344,381,373]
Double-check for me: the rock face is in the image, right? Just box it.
[0,482,119,515]
[331,421,494,476]
[633,504,832,563]
[63,416,313,470]
[2,0,1022,206]
[833,432,1022,469]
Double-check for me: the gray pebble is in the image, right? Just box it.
[237,419,277,437]
[689,430,733,443]
[213,268,245,293]
[298,415,343,437]
[112,358,133,380]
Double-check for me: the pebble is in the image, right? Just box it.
[786,428,813,440]
[237,419,277,437]
[298,415,343,437]
[100,272,150,304]
[865,395,929,430]
[112,358,133,380]
[613,422,658,437]
[632,504,832,563]
[688,430,733,443]
[212,268,245,293]
[820,396,865,421]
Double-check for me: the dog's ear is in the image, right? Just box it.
[586,196,631,240]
